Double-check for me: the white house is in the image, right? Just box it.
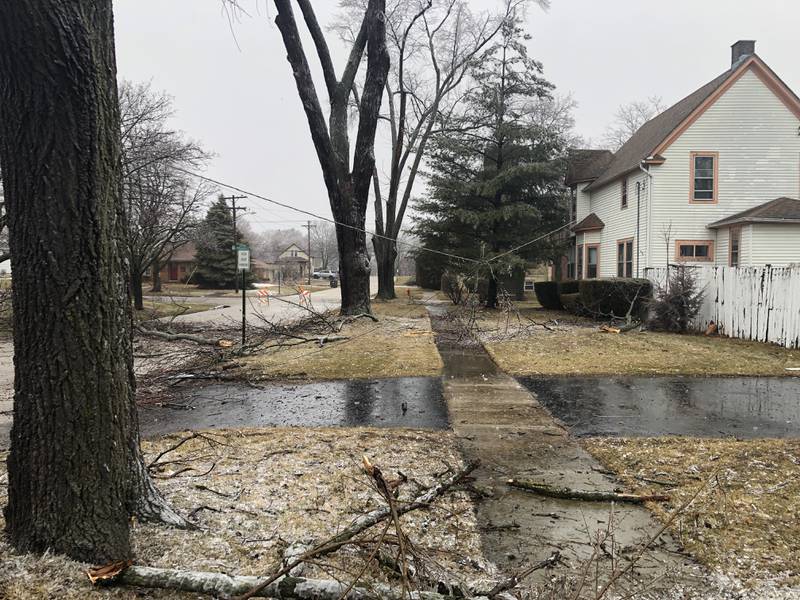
[563,40,800,280]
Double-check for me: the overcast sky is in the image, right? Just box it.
[113,0,800,233]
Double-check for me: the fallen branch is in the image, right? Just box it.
[135,325,221,347]
[118,568,479,599]
[485,551,560,597]
[507,480,669,504]
[237,460,479,600]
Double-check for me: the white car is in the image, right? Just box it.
[312,270,337,280]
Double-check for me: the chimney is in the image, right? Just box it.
[731,40,755,66]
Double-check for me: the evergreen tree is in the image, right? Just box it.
[194,196,254,288]
[415,16,570,308]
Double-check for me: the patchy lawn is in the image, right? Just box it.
[584,437,800,587]
[0,428,488,599]
[483,313,800,376]
[244,299,442,381]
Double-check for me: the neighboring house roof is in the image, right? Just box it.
[565,149,614,186]
[167,242,196,263]
[707,197,800,228]
[585,53,800,192]
[572,213,605,232]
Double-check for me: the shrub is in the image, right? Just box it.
[560,292,580,313]
[558,280,579,295]
[441,270,466,305]
[648,266,705,332]
[534,281,562,309]
[578,278,653,320]
[415,251,444,290]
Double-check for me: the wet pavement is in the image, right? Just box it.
[519,376,800,438]
[427,306,703,594]
[139,377,448,438]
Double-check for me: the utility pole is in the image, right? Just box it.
[221,194,247,292]
[302,220,315,285]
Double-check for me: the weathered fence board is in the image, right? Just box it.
[645,265,800,349]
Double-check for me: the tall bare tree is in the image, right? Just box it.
[0,0,185,562]
[271,0,389,315]
[310,220,339,270]
[119,81,210,309]
[602,96,666,151]
[336,0,536,299]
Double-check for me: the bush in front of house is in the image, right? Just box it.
[577,278,653,320]
[648,265,705,332]
[534,281,562,309]
[558,280,579,295]
[560,292,580,313]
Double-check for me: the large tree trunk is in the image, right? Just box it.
[131,270,145,311]
[0,0,183,563]
[373,237,397,301]
[336,215,371,316]
[150,258,163,292]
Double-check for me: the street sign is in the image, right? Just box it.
[237,248,250,271]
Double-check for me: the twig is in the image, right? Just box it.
[507,480,669,504]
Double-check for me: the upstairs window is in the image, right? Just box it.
[621,178,628,209]
[691,152,718,202]
[676,240,714,262]
[729,226,741,267]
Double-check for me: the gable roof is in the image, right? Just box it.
[708,197,800,228]
[585,55,800,192]
[572,213,605,232]
[565,149,614,186]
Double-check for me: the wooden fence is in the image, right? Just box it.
[645,265,800,349]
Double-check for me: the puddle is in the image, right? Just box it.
[519,376,800,438]
[139,377,449,438]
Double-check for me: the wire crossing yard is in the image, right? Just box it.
[585,437,800,587]
[482,313,800,377]
[244,299,443,381]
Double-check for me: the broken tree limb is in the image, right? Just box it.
[118,567,481,600]
[506,480,669,504]
[236,460,480,600]
[135,325,221,346]
[485,551,561,598]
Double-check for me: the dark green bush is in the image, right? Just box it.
[415,251,444,290]
[558,280,579,295]
[560,292,580,313]
[534,281,562,309]
[578,278,653,319]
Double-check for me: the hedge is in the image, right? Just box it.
[560,292,580,313]
[534,281,561,309]
[558,280,579,295]
[415,251,445,290]
[577,278,653,319]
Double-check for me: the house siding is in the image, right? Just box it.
[749,223,800,265]
[648,68,800,268]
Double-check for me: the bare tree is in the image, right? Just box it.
[336,0,537,299]
[310,220,339,270]
[602,96,666,151]
[0,0,185,562]
[268,0,389,315]
[120,81,211,309]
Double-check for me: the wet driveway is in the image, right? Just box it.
[518,376,800,438]
[139,376,448,438]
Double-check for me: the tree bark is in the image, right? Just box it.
[486,275,499,309]
[0,0,184,563]
[373,236,397,301]
[131,269,145,311]
[150,258,163,292]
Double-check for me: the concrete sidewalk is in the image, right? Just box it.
[428,307,705,595]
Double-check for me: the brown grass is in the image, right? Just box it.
[0,428,485,599]
[584,437,800,586]
[485,324,800,377]
[244,301,442,381]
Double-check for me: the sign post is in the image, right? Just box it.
[237,246,250,345]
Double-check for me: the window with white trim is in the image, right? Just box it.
[586,245,599,278]
[617,239,633,277]
[676,240,714,262]
[691,153,717,202]
[729,226,741,267]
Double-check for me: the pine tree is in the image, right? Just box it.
[415,16,569,308]
[194,196,254,289]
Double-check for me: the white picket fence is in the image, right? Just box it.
[645,265,800,348]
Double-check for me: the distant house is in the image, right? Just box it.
[277,243,322,281]
[158,242,197,283]
[562,40,800,280]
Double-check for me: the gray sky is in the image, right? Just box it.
[113,0,800,233]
